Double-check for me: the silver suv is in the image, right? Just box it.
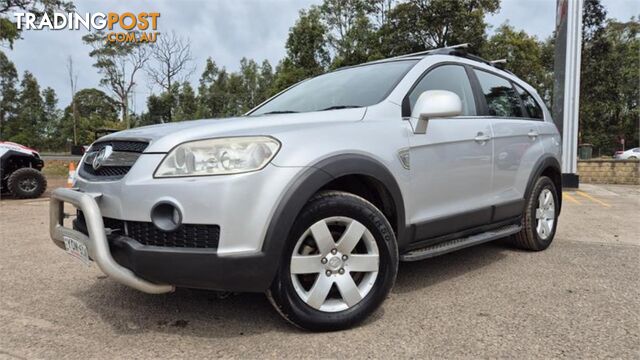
[50,47,562,331]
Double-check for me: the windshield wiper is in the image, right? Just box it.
[319,105,362,111]
[262,110,299,115]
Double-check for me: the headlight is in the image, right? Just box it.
[155,136,280,177]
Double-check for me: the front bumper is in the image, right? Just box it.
[50,188,175,294]
[49,184,291,293]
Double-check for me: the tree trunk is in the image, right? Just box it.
[167,75,173,122]
[122,102,130,129]
[0,109,4,139]
[72,99,79,145]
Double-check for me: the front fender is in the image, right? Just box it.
[260,154,407,288]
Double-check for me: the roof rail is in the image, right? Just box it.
[391,44,513,74]
[392,43,470,59]
[490,59,507,69]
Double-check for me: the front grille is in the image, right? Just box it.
[127,221,220,249]
[81,165,131,177]
[79,140,148,180]
[91,141,149,153]
[75,211,220,249]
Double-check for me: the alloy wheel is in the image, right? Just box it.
[289,216,379,312]
[535,188,555,240]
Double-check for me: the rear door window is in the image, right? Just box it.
[474,69,523,118]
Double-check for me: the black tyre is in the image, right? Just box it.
[513,176,559,251]
[267,191,398,331]
[7,168,47,199]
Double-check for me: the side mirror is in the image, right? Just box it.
[411,90,462,134]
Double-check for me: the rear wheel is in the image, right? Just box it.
[7,168,47,199]
[267,191,398,331]
[513,176,558,251]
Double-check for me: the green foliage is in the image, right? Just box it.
[0,0,74,48]
[174,82,197,121]
[378,0,500,56]
[7,71,45,147]
[580,18,640,153]
[0,50,18,139]
[195,57,275,118]
[481,25,544,85]
[39,88,119,149]
[320,0,378,67]
[273,7,330,91]
[82,31,150,127]
[146,88,175,125]
[0,0,636,157]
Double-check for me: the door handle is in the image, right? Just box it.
[474,133,491,143]
[528,130,539,139]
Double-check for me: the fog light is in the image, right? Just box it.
[150,202,182,232]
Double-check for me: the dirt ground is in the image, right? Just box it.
[0,179,638,359]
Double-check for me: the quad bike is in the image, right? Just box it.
[0,141,47,199]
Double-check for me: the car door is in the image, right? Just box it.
[405,64,494,242]
[472,69,544,221]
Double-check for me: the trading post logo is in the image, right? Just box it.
[14,12,160,43]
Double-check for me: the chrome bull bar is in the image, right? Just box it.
[49,188,175,294]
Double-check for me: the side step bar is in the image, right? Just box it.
[400,224,522,262]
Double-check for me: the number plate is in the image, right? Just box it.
[63,236,91,265]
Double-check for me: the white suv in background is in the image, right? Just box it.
[614,148,639,160]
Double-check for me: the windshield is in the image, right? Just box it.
[250,60,417,115]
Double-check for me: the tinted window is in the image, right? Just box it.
[515,84,544,119]
[251,60,417,115]
[409,65,476,116]
[474,70,523,117]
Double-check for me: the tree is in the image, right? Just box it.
[320,0,378,67]
[195,57,233,119]
[579,18,640,154]
[146,91,174,124]
[379,0,500,56]
[83,31,150,128]
[0,0,74,48]
[274,7,330,91]
[481,24,546,89]
[67,56,79,145]
[582,0,607,42]
[146,30,194,91]
[146,30,195,121]
[256,60,275,104]
[0,50,17,138]
[8,71,44,147]
[239,57,259,111]
[58,88,120,146]
[174,82,197,121]
[370,0,396,27]
[42,86,61,150]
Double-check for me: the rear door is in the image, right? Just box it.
[471,69,544,221]
[405,64,494,241]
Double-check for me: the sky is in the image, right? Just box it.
[5,0,639,113]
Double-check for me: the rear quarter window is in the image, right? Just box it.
[514,84,544,119]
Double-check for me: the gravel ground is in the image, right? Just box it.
[0,182,638,359]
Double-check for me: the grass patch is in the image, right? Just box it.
[43,160,74,178]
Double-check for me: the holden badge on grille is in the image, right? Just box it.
[92,145,113,171]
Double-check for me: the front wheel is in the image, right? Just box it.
[512,176,559,251]
[267,191,398,331]
[7,168,47,199]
